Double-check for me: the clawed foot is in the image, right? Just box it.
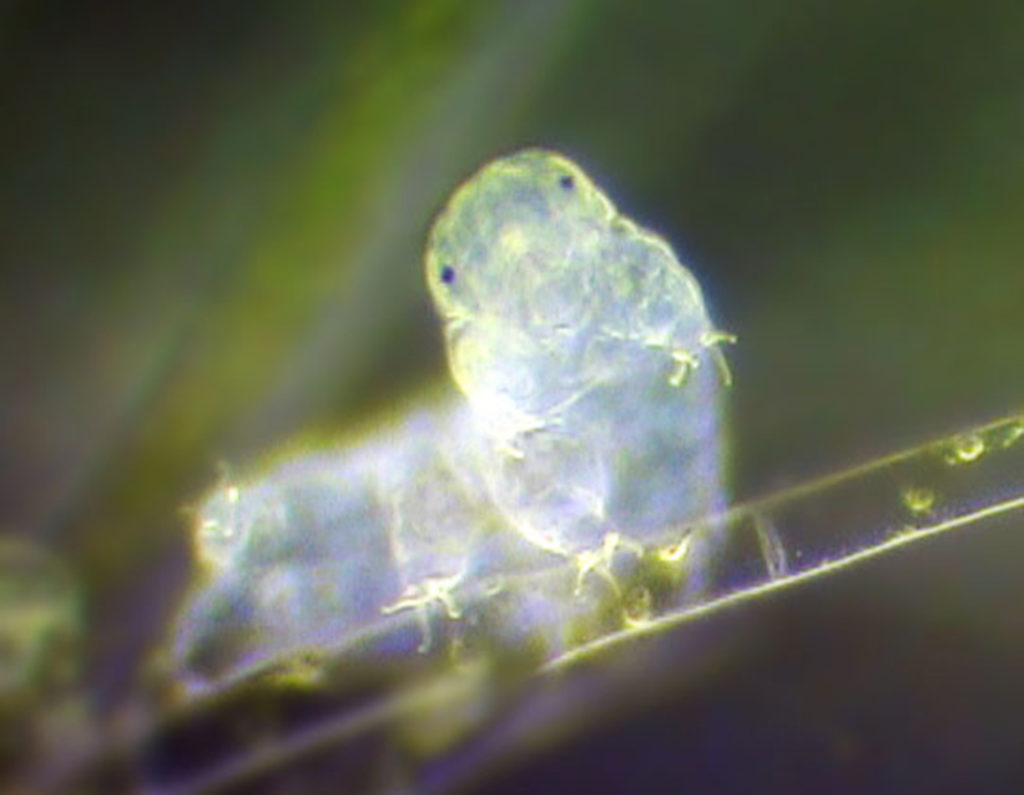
[382,575,464,653]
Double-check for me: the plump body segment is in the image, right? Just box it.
[426,149,726,555]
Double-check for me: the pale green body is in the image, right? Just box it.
[426,150,726,553]
[174,150,729,687]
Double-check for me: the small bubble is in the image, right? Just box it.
[947,433,985,464]
[901,486,937,516]
[559,174,574,190]
[440,265,456,284]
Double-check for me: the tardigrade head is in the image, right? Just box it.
[425,149,616,330]
[424,149,716,429]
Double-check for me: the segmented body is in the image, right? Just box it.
[174,150,730,687]
[426,149,727,554]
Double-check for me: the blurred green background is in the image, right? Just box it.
[1,0,1023,784]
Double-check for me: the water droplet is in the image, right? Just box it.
[901,486,937,516]
[946,433,985,465]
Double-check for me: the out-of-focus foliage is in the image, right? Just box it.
[0,537,82,772]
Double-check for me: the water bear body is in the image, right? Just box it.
[174,150,729,687]
[426,149,726,555]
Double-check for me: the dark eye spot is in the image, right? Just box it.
[440,265,456,284]
[559,174,574,190]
